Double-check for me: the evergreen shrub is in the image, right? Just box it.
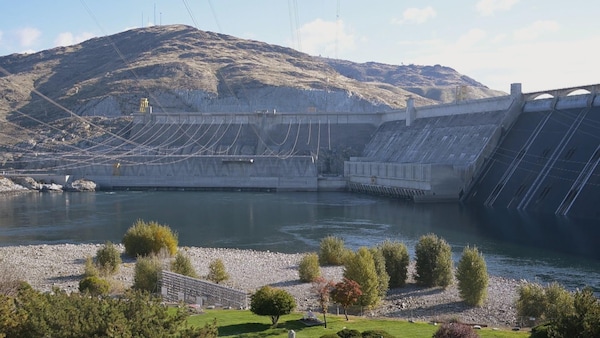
[378,240,410,288]
[456,246,488,306]
[414,233,453,288]
[298,252,321,283]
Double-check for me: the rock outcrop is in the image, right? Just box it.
[0,176,96,193]
[0,177,28,193]
[66,179,97,192]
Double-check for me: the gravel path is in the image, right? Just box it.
[0,244,522,328]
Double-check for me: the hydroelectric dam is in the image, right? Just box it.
[20,83,600,219]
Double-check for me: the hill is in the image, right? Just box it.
[0,24,503,156]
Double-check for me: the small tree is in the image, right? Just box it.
[311,277,335,327]
[319,236,349,266]
[343,247,380,308]
[95,241,122,276]
[456,246,488,306]
[206,259,229,284]
[414,233,453,288]
[250,286,296,327]
[133,255,162,292]
[171,252,198,278]
[298,252,321,283]
[122,219,178,257]
[378,240,410,288]
[331,277,362,320]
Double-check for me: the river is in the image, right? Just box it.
[0,191,598,292]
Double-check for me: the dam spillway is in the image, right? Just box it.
[465,93,600,220]
[18,83,600,219]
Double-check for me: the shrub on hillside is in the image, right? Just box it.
[206,259,230,284]
[378,240,410,288]
[456,246,488,306]
[433,322,480,338]
[78,276,110,296]
[298,252,321,283]
[319,236,349,266]
[414,233,453,288]
[133,255,163,292]
[170,251,198,278]
[122,219,178,257]
[95,241,122,275]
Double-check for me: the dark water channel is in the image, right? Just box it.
[0,191,598,291]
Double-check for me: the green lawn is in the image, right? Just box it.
[186,309,530,338]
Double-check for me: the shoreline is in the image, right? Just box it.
[0,243,521,328]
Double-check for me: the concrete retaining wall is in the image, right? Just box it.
[160,270,247,308]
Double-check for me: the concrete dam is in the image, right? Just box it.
[39,83,599,219]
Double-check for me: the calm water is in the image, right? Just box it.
[0,191,598,291]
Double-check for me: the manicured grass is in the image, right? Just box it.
[186,309,530,338]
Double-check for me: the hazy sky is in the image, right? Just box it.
[0,0,598,92]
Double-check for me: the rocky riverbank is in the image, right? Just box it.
[0,244,522,328]
[0,176,96,192]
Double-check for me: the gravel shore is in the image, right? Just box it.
[0,243,521,328]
